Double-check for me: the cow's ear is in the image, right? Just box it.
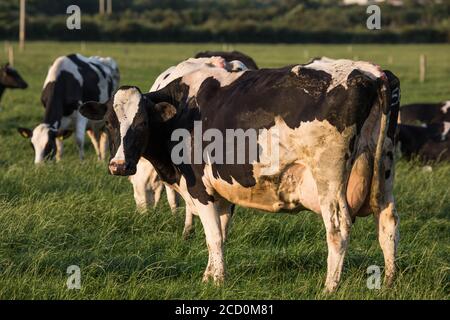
[18,127,32,138]
[79,101,107,120]
[56,129,73,140]
[154,102,177,122]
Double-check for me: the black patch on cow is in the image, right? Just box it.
[41,71,82,124]
[90,62,107,78]
[163,73,171,80]
[387,151,393,161]
[385,170,391,179]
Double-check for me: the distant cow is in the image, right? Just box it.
[0,63,28,108]
[80,57,400,292]
[132,56,246,237]
[18,54,119,163]
[195,50,258,70]
[400,101,450,141]
[397,101,450,161]
[397,124,449,162]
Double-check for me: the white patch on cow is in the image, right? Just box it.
[182,67,245,98]
[78,55,119,103]
[44,56,83,88]
[442,122,450,140]
[441,101,450,114]
[31,123,55,163]
[299,57,384,92]
[149,57,244,93]
[226,60,249,72]
[111,88,141,161]
[441,100,450,140]
[201,116,356,214]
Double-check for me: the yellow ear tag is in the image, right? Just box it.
[58,136,64,141]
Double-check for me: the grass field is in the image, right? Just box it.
[0,42,449,299]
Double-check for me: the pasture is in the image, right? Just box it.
[0,42,449,299]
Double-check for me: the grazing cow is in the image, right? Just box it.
[17,54,119,163]
[133,56,246,237]
[79,57,400,292]
[195,50,259,70]
[0,63,28,108]
[400,101,450,141]
[397,124,449,162]
[397,101,450,161]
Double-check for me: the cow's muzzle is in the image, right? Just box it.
[109,160,136,176]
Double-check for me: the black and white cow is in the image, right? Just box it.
[397,101,450,161]
[18,54,119,163]
[397,124,450,162]
[195,50,259,70]
[0,63,28,108]
[400,101,450,141]
[132,56,249,238]
[80,57,400,292]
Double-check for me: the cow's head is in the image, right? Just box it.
[0,63,28,89]
[79,86,176,176]
[18,124,72,163]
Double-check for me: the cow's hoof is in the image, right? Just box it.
[182,227,194,240]
[324,281,339,293]
[384,274,395,288]
[202,271,225,285]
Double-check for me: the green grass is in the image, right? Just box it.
[0,42,449,299]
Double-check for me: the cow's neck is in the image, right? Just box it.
[142,121,180,185]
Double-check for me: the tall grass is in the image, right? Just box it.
[0,42,449,299]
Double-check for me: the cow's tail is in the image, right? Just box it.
[369,74,395,214]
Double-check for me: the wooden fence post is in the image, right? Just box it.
[19,0,26,52]
[420,54,427,83]
[106,0,112,15]
[99,0,105,15]
[8,45,14,66]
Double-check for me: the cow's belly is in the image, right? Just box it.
[209,155,372,217]
[209,163,321,213]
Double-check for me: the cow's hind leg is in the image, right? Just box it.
[374,200,399,287]
[374,143,399,287]
[321,192,352,293]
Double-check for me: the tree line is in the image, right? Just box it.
[0,0,448,43]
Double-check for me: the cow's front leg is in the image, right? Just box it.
[55,138,64,162]
[129,175,153,213]
[75,112,88,160]
[182,205,195,239]
[86,128,101,160]
[197,201,225,285]
[152,184,164,208]
[321,193,352,293]
[99,131,108,161]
